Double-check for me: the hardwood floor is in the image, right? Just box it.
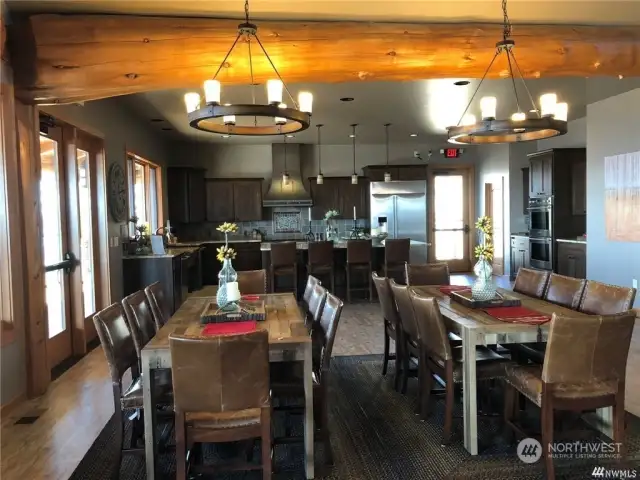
[1,278,638,480]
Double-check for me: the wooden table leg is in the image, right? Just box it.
[142,350,158,479]
[462,327,479,455]
[303,342,315,478]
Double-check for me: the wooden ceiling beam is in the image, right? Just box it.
[8,14,640,104]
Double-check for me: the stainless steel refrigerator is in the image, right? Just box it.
[370,181,428,264]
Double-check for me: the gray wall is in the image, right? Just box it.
[538,117,587,150]
[585,88,640,306]
[508,142,538,234]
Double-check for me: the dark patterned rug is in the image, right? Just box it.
[71,355,640,479]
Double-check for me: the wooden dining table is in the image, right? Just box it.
[413,286,615,456]
[141,293,315,479]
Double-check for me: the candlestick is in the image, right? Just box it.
[353,206,356,220]
[308,207,311,221]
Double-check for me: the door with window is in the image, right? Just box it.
[39,124,102,369]
[428,167,473,272]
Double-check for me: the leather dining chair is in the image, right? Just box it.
[237,269,268,295]
[404,262,450,287]
[144,281,171,331]
[578,280,637,315]
[513,267,551,298]
[504,312,636,480]
[307,284,328,326]
[372,273,400,390]
[170,330,272,479]
[301,275,321,316]
[122,290,158,367]
[383,238,410,284]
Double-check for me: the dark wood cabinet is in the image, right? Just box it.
[233,180,263,221]
[365,167,396,181]
[363,164,427,181]
[529,151,553,197]
[206,180,234,222]
[571,159,587,215]
[205,178,263,222]
[397,165,428,180]
[510,235,530,279]
[556,242,586,279]
[167,167,206,223]
[309,177,368,220]
[309,178,342,219]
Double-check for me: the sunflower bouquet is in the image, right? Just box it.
[474,215,494,262]
[216,245,237,262]
[217,222,238,234]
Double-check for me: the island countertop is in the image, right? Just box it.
[259,240,427,251]
[122,246,201,259]
[556,238,587,245]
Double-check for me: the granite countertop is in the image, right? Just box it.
[556,238,587,245]
[171,239,262,246]
[122,246,201,259]
[259,239,427,251]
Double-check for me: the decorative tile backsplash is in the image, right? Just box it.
[273,211,302,233]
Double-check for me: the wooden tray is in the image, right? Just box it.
[450,289,521,309]
[200,300,266,324]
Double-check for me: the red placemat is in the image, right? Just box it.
[242,295,260,301]
[202,321,257,336]
[439,286,471,296]
[483,306,551,325]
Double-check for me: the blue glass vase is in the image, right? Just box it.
[216,258,237,308]
[471,256,496,301]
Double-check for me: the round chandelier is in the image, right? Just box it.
[184,0,313,137]
[446,0,568,145]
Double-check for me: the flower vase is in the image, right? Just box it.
[471,255,497,301]
[216,258,238,308]
[325,220,337,241]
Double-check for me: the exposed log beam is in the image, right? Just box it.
[8,14,640,104]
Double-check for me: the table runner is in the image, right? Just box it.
[483,306,551,325]
[439,285,471,296]
[202,321,257,336]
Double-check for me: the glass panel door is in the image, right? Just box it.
[77,148,95,317]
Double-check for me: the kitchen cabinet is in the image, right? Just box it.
[233,180,263,221]
[572,159,587,215]
[529,151,553,197]
[397,165,428,180]
[309,178,342,219]
[309,177,368,220]
[556,242,586,279]
[363,165,428,181]
[205,178,263,222]
[167,167,206,223]
[510,235,530,279]
[206,180,234,222]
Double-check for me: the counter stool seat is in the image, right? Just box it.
[346,239,373,302]
[270,242,298,296]
[307,241,335,293]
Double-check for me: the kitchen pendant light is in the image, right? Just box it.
[316,124,324,185]
[184,0,312,136]
[351,124,358,185]
[446,0,568,144]
[282,136,290,186]
[384,123,392,182]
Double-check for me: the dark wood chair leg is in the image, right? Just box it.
[541,393,555,480]
[368,264,374,302]
[293,267,298,299]
[401,341,410,394]
[270,268,275,293]
[113,405,124,480]
[394,332,403,392]
[261,408,272,480]
[421,354,434,418]
[442,361,454,445]
[175,412,187,480]
[321,392,333,465]
[415,347,423,415]
[382,325,390,376]
[330,267,335,294]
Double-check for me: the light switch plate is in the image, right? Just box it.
[633,278,638,290]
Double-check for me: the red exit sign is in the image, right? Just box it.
[440,148,464,158]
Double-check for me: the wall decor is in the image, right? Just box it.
[604,151,640,242]
[107,163,127,222]
[273,211,301,233]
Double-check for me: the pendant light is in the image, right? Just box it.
[351,124,358,185]
[384,123,392,182]
[316,124,324,184]
[282,136,290,186]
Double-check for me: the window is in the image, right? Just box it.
[127,154,162,235]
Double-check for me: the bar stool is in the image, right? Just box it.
[270,241,298,295]
[346,239,373,302]
[307,240,335,293]
[383,238,410,284]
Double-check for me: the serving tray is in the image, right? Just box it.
[200,300,266,324]
[450,289,521,309]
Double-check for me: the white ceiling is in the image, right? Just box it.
[7,0,640,25]
[119,76,632,144]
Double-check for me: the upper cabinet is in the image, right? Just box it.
[205,180,234,222]
[205,178,263,222]
[309,177,368,220]
[529,151,553,197]
[167,167,206,223]
[233,180,263,221]
[363,164,428,181]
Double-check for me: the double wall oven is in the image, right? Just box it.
[527,197,553,270]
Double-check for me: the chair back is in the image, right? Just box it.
[302,275,321,307]
[409,289,453,362]
[389,279,419,341]
[271,242,297,268]
[122,290,157,360]
[405,262,450,286]
[385,239,410,265]
[346,239,372,264]
[307,284,328,324]
[237,269,267,295]
[170,330,270,414]
[313,293,344,378]
[543,273,587,310]
[308,241,334,266]
[372,273,400,327]
[579,280,637,315]
[542,312,636,386]
[513,267,550,298]
[144,281,171,330]
[93,303,137,384]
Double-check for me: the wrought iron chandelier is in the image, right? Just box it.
[446,0,568,145]
[184,0,312,136]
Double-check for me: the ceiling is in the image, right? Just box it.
[120,76,639,145]
[8,0,640,25]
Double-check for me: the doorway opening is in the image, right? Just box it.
[484,179,505,276]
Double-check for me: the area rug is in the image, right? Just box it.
[70,355,640,479]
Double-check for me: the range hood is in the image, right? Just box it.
[262,143,313,208]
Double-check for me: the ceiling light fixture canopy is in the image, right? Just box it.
[184,0,312,136]
[446,0,568,145]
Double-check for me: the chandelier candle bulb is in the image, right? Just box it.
[184,92,201,113]
[203,80,221,104]
[540,93,558,117]
[317,173,324,184]
[511,112,526,121]
[267,79,283,105]
[554,102,568,122]
[480,96,497,120]
[275,103,287,125]
[384,172,392,182]
[298,92,313,114]
[282,172,290,186]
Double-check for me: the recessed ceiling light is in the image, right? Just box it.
[529,109,538,113]
[150,118,163,122]
[222,134,230,138]
[286,134,294,138]
[410,133,418,137]
[340,97,355,102]
[349,134,355,138]
[454,80,470,86]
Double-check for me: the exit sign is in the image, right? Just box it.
[440,148,464,158]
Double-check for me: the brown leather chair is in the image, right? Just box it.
[409,290,509,443]
[372,273,400,390]
[579,280,637,315]
[544,273,587,309]
[384,239,410,284]
[301,275,321,314]
[346,239,373,302]
[404,262,450,286]
[144,281,171,331]
[93,303,173,479]
[237,269,267,295]
[307,283,328,326]
[307,241,335,293]
[170,330,272,479]
[504,312,636,480]
[122,290,158,365]
[270,242,298,296]
[513,267,550,298]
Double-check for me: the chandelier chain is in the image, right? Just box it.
[506,51,521,113]
[502,0,511,40]
[253,35,300,109]
[509,49,541,117]
[283,134,287,171]
[244,0,250,24]
[247,36,258,126]
[455,50,500,126]
[317,125,323,173]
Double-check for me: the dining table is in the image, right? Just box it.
[413,286,615,456]
[141,293,315,479]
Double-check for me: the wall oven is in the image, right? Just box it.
[527,197,552,238]
[529,237,553,271]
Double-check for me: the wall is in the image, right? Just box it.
[537,117,587,150]
[508,142,538,234]
[586,88,640,306]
